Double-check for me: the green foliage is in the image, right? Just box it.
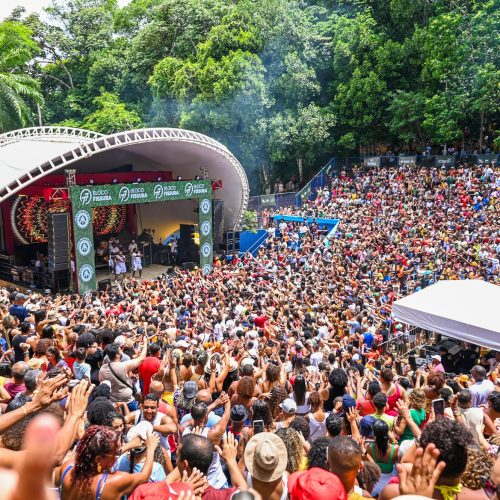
[240,210,259,232]
[81,91,143,134]
[3,0,497,189]
[0,21,43,131]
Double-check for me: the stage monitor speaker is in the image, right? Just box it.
[213,200,224,245]
[48,213,70,272]
[98,278,111,291]
[180,224,196,238]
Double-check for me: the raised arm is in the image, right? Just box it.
[122,336,148,371]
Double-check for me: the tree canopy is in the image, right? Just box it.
[2,0,499,192]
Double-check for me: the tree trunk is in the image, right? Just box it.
[260,162,271,194]
[36,103,42,126]
[297,156,304,183]
[479,110,484,152]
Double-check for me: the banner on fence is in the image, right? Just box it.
[476,154,498,167]
[398,156,417,166]
[260,194,276,207]
[364,157,381,167]
[435,155,455,167]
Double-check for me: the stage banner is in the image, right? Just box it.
[398,156,417,166]
[364,157,380,168]
[71,180,213,294]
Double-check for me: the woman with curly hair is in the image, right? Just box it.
[268,385,289,419]
[307,436,331,470]
[307,391,328,442]
[322,368,348,412]
[394,388,427,443]
[276,427,306,474]
[251,399,273,431]
[230,376,257,417]
[57,425,159,500]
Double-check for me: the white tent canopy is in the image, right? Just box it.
[392,280,500,350]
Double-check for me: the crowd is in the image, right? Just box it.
[0,161,498,499]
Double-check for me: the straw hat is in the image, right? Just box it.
[244,432,288,482]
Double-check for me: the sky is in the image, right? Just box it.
[0,0,132,21]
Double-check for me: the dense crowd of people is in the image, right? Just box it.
[0,161,498,499]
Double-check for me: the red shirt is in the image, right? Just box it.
[138,356,160,395]
[254,315,267,328]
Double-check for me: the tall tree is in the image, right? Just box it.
[0,21,43,132]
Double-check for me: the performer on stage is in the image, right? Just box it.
[114,250,127,281]
[131,248,143,278]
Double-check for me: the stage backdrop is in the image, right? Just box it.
[71,180,213,293]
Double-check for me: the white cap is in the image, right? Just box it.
[175,340,190,348]
[431,355,441,362]
[352,354,360,362]
[240,357,255,367]
[279,398,297,414]
[127,421,153,442]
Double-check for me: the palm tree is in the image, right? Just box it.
[0,21,43,132]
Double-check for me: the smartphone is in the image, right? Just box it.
[432,398,445,417]
[253,420,265,435]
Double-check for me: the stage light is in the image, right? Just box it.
[194,175,201,180]
[89,179,94,184]
[112,178,118,184]
[157,177,162,181]
[136,177,141,182]
[177,176,183,181]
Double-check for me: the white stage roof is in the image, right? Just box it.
[0,127,249,228]
[392,280,500,350]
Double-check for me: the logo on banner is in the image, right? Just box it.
[119,186,130,202]
[200,199,211,214]
[154,184,163,199]
[184,183,194,197]
[75,210,91,229]
[77,237,92,256]
[79,189,92,206]
[201,243,211,258]
[79,264,94,283]
[202,264,212,276]
[200,221,211,236]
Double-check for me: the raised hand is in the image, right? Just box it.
[397,443,446,498]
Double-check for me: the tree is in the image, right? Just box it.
[388,90,427,145]
[80,91,143,134]
[268,104,335,182]
[0,21,43,132]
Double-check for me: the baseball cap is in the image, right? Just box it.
[183,381,198,400]
[288,468,347,500]
[230,405,248,423]
[360,415,377,437]
[342,394,356,411]
[127,420,152,443]
[352,353,360,362]
[175,339,190,348]
[431,355,441,362]
[279,398,297,414]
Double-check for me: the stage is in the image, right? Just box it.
[96,264,171,283]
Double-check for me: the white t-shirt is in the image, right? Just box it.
[470,379,494,407]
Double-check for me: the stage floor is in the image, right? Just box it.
[96,264,170,283]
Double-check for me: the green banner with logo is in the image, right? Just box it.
[71,180,213,293]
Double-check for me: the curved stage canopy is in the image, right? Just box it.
[392,280,500,350]
[0,127,249,229]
